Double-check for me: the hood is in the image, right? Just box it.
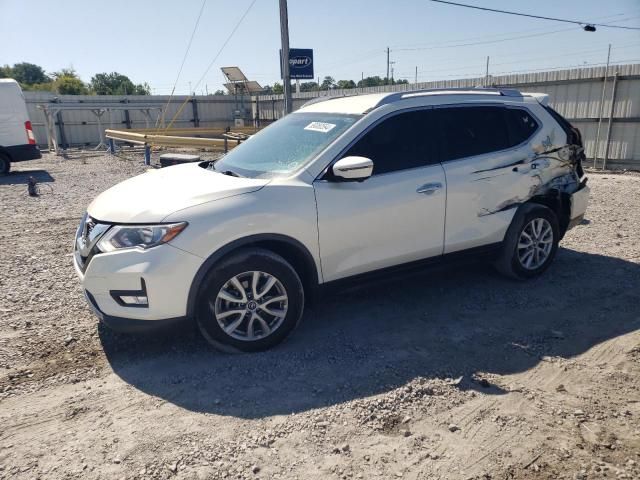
[87,162,269,223]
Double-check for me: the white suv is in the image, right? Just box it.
[74,88,589,352]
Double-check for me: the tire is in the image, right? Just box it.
[495,204,560,280]
[195,248,305,353]
[0,154,10,176]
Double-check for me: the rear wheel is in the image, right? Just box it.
[496,204,559,279]
[196,248,305,353]
[0,153,10,175]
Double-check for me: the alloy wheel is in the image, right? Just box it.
[211,271,288,341]
[517,217,553,270]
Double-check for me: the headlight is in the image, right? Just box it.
[96,222,187,252]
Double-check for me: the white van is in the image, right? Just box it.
[0,79,41,174]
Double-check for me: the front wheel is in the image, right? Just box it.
[495,204,560,280]
[196,248,305,353]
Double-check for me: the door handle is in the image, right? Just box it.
[416,182,443,195]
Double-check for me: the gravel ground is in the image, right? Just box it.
[0,151,639,480]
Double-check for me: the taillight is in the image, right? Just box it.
[25,121,36,145]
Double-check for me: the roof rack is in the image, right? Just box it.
[374,86,522,109]
[299,86,523,111]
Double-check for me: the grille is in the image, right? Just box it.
[75,214,110,272]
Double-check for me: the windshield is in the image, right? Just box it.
[213,112,361,178]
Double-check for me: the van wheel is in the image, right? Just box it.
[196,248,305,353]
[495,204,559,280]
[0,154,10,175]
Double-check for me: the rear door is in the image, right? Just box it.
[434,105,541,253]
[313,109,446,282]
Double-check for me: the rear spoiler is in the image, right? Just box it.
[525,92,550,106]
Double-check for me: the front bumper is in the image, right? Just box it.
[84,290,188,333]
[73,231,203,329]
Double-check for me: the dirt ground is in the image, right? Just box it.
[1,151,639,480]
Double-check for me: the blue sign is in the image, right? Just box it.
[281,48,314,80]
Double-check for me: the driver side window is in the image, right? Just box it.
[343,109,437,175]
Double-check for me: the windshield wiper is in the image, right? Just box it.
[221,169,242,178]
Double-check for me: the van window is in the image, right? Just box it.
[505,108,539,146]
[435,106,510,162]
[343,110,437,175]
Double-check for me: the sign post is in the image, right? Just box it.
[279,0,293,114]
[280,48,314,111]
[287,49,314,80]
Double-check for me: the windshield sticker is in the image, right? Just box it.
[304,121,336,133]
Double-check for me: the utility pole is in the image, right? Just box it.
[386,47,390,85]
[594,43,611,168]
[279,0,293,114]
[485,56,490,86]
[415,66,418,85]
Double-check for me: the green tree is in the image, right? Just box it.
[320,76,335,90]
[90,72,149,95]
[48,68,89,95]
[299,81,319,92]
[0,65,12,78]
[357,76,385,88]
[10,62,51,85]
[54,76,89,95]
[212,89,226,95]
[336,79,356,89]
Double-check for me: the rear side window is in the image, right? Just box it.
[343,109,437,175]
[505,108,539,146]
[544,105,581,146]
[435,106,510,162]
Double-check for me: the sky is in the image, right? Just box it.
[1,0,639,94]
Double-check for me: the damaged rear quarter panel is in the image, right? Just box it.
[443,103,582,255]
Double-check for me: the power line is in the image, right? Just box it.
[162,0,257,130]
[429,0,640,31]
[172,0,207,94]
[156,0,208,129]
[194,0,258,91]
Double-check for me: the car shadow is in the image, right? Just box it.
[0,169,54,185]
[100,247,640,419]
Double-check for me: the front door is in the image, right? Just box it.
[313,109,446,282]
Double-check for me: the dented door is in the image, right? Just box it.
[436,104,582,254]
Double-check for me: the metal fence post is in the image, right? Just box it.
[602,71,619,170]
[144,145,151,166]
[108,138,115,154]
[191,98,200,128]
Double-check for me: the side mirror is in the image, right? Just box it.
[332,156,374,181]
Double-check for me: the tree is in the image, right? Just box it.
[9,62,50,85]
[54,76,89,95]
[90,72,149,95]
[48,68,89,95]
[320,76,335,90]
[0,65,12,78]
[299,81,319,92]
[336,79,356,90]
[212,89,226,95]
[357,76,385,88]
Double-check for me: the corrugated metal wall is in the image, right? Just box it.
[25,63,640,169]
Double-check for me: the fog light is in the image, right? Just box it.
[110,279,149,308]
[118,295,148,306]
